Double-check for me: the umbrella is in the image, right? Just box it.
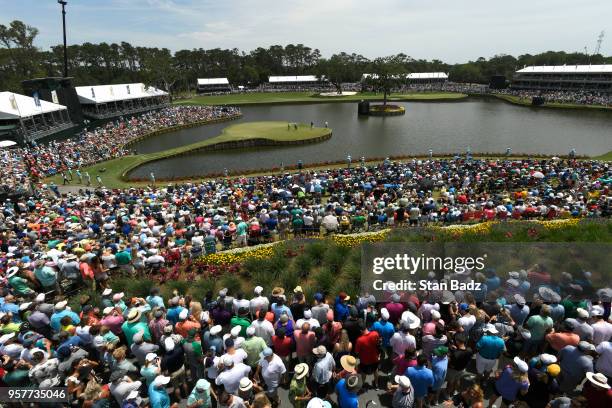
[0,140,17,149]
[532,171,545,179]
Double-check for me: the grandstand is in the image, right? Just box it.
[197,78,232,93]
[512,65,612,93]
[75,83,169,119]
[265,75,330,90]
[0,91,74,143]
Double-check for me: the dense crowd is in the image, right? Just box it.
[0,106,240,196]
[492,89,612,106]
[0,242,611,407]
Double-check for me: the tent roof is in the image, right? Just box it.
[0,92,67,120]
[0,140,17,148]
[75,83,168,104]
[197,78,230,85]
[516,65,612,74]
[268,75,321,83]
[408,72,448,79]
[362,72,447,80]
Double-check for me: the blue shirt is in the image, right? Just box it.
[406,365,434,398]
[50,310,81,332]
[495,367,529,401]
[148,384,171,408]
[146,295,165,309]
[431,356,448,390]
[371,320,395,347]
[166,306,185,325]
[334,298,350,322]
[476,335,505,359]
[335,379,358,408]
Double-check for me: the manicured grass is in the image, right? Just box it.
[494,94,612,111]
[595,151,612,161]
[174,91,467,106]
[47,121,330,188]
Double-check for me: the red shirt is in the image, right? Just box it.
[384,302,405,325]
[355,331,380,365]
[271,335,292,358]
[583,382,612,408]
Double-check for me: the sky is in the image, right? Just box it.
[2,0,611,63]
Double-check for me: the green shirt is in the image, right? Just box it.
[3,369,31,387]
[230,316,251,337]
[121,321,152,346]
[115,251,132,266]
[242,336,267,367]
[8,276,32,295]
[526,314,553,340]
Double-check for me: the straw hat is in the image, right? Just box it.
[340,355,357,372]
[294,363,309,379]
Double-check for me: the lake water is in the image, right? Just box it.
[129,97,612,179]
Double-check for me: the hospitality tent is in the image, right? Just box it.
[0,92,73,143]
[75,83,169,119]
[197,78,231,93]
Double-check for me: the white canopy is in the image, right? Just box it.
[197,78,229,86]
[268,75,322,83]
[0,140,17,148]
[408,72,448,79]
[362,72,447,80]
[75,83,168,105]
[516,65,612,74]
[0,92,67,120]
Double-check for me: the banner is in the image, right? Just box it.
[361,242,612,302]
[51,90,59,104]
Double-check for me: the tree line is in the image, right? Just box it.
[1,19,611,94]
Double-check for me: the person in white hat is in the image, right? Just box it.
[558,341,597,393]
[475,323,505,379]
[389,375,414,408]
[566,308,595,342]
[49,300,80,332]
[589,305,611,346]
[505,293,530,326]
[584,371,611,406]
[311,345,335,399]
[489,356,530,407]
[141,352,161,388]
[371,307,395,363]
[255,347,286,405]
[249,286,270,318]
[148,375,171,408]
[215,354,251,394]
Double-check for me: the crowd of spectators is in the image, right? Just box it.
[493,89,612,106]
[0,106,241,196]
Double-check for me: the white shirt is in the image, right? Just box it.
[215,363,251,394]
[295,318,321,330]
[259,354,286,390]
[250,296,270,317]
[389,332,416,356]
[233,298,250,315]
[458,314,476,333]
[592,320,612,345]
[249,319,275,345]
[221,349,248,365]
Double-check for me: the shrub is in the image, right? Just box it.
[305,241,327,266]
[293,254,314,278]
[68,288,101,312]
[314,267,336,295]
[189,278,217,301]
[220,273,243,296]
[161,280,191,299]
[323,244,350,273]
[278,268,300,293]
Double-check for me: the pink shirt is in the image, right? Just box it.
[100,314,125,335]
[294,330,316,358]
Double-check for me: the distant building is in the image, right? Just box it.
[512,65,612,93]
[266,75,328,89]
[0,91,74,143]
[75,83,169,119]
[197,78,231,93]
[361,72,448,84]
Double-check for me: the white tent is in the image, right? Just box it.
[75,83,168,105]
[197,78,230,86]
[516,65,612,74]
[0,140,17,148]
[408,72,448,80]
[268,75,322,83]
[0,92,68,120]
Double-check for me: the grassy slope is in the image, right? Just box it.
[174,91,467,106]
[48,121,330,188]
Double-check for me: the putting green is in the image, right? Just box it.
[47,121,331,188]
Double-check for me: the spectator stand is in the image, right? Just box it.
[75,83,169,120]
[0,91,74,144]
